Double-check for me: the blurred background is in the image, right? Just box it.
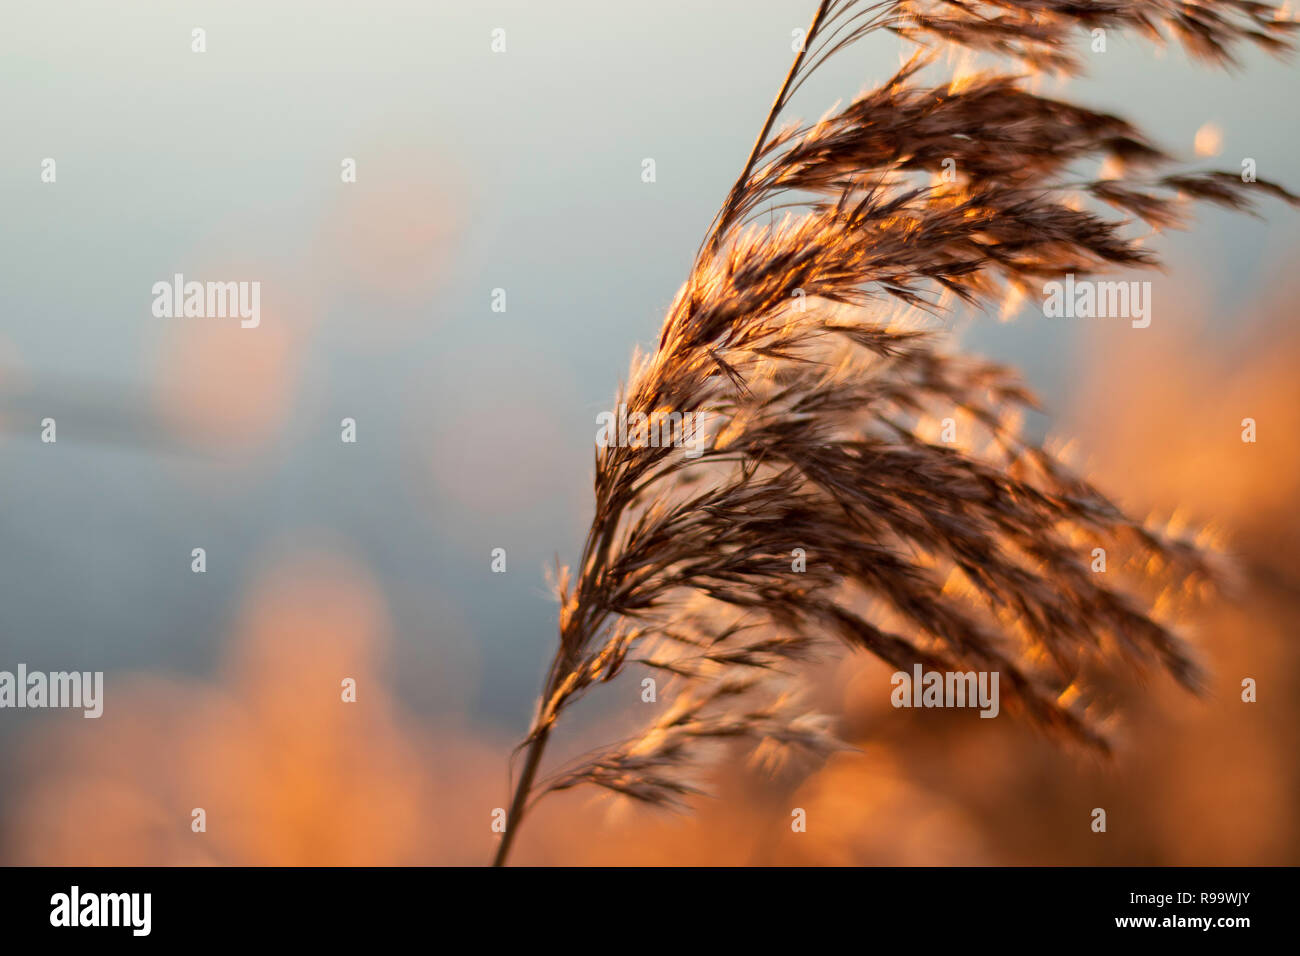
[1,0,1297,864]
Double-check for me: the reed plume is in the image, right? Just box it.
[492,0,1298,866]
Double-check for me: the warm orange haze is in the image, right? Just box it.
[7,285,1298,864]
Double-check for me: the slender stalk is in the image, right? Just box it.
[492,0,835,869]
[707,0,832,253]
[491,725,551,867]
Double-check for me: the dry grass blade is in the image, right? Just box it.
[491,0,1298,865]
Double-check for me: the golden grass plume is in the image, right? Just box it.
[492,0,1299,865]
